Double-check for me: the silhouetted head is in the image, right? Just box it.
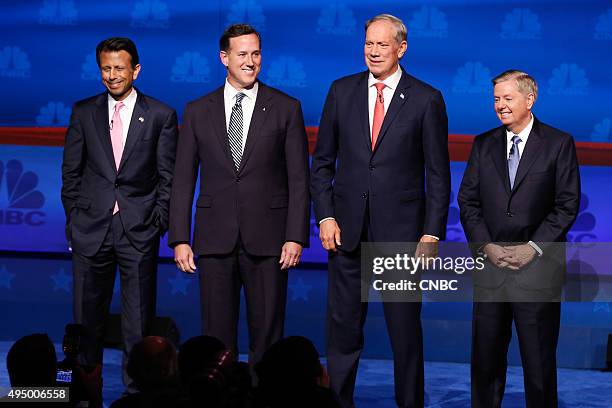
[255,336,323,389]
[7,333,57,387]
[177,335,226,384]
[127,336,178,392]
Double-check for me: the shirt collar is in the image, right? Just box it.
[108,88,138,112]
[224,79,258,102]
[368,65,402,91]
[506,113,534,143]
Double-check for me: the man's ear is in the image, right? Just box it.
[132,64,141,80]
[220,51,228,67]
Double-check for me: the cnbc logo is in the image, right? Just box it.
[0,160,45,226]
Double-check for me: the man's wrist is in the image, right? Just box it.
[319,217,335,225]
[527,241,543,257]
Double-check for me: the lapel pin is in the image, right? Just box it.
[262,107,266,112]
[400,93,405,99]
[138,117,144,122]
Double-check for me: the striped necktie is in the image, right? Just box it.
[228,92,245,171]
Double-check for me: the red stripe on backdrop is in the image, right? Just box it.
[2,126,612,166]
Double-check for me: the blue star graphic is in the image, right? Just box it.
[0,266,16,289]
[289,277,312,302]
[593,302,611,313]
[168,271,193,295]
[51,268,72,292]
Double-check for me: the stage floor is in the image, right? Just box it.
[0,342,610,407]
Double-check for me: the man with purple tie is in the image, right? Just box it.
[61,37,178,392]
[458,70,580,407]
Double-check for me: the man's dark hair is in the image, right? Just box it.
[96,37,140,68]
[126,336,178,392]
[178,335,226,384]
[219,24,261,52]
[7,333,57,387]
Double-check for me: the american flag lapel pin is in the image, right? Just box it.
[138,117,144,122]
[400,93,405,99]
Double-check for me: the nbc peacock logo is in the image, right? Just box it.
[0,160,46,226]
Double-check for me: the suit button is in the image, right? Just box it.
[506,211,514,217]
[115,183,119,188]
[369,165,374,170]
[236,177,241,182]
[362,192,368,199]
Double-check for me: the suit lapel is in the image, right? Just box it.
[208,87,235,171]
[93,94,117,174]
[356,73,371,152]
[511,119,544,194]
[373,71,411,152]
[239,82,272,174]
[118,91,148,173]
[490,128,511,196]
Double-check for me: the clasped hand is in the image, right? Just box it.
[483,243,536,270]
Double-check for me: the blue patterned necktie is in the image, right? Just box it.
[508,135,522,189]
[228,92,245,170]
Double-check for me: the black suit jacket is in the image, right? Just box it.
[61,90,178,256]
[168,82,310,256]
[458,118,580,289]
[310,69,451,251]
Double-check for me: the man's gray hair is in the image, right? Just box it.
[365,14,407,44]
[492,70,538,102]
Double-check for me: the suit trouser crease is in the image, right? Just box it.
[471,296,560,408]
[198,238,288,367]
[72,213,158,391]
[327,209,424,408]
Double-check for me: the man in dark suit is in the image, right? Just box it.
[169,24,310,367]
[61,37,178,390]
[458,70,580,407]
[310,14,450,408]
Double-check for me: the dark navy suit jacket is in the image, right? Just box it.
[61,90,178,256]
[311,69,451,251]
[458,118,580,288]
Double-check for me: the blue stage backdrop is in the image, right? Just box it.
[1,0,611,142]
[1,146,611,262]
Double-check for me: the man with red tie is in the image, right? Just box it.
[61,37,178,392]
[311,14,451,408]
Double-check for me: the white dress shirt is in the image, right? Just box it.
[107,88,137,146]
[504,113,542,256]
[368,66,402,136]
[505,113,534,159]
[224,79,259,153]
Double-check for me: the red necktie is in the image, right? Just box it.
[110,101,125,214]
[371,82,385,150]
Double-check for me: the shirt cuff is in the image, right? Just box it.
[527,241,543,257]
[423,234,439,241]
[319,217,335,225]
